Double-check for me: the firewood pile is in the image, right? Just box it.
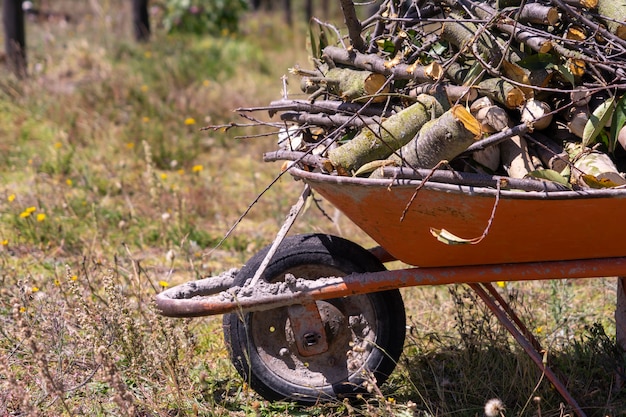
[240,0,626,191]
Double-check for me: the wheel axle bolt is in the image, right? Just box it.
[303,332,320,346]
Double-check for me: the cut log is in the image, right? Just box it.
[475,105,512,133]
[477,78,526,109]
[328,94,446,173]
[302,67,390,103]
[520,99,553,130]
[518,4,560,25]
[441,16,502,65]
[500,135,542,178]
[388,104,482,169]
[322,46,440,83]
[565,142,626,187]
[472,145,501,172]
[527,132,570,173]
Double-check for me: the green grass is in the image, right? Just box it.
[1,2,625,416]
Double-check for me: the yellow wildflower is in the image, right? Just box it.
[19,306,26,313]
[184,117,196,125]
[54,279,60,286]
[54,142,62,149]
[159,280,169,288]
[202,80,210,87]
[1,239,8,246]
[8,194,15,202]
[66,178,73,186]
[160,173,168,180]
[142,116,150,123]
[192,165,203,173]
[177,169,185,175]
[144,51,152,59]
[36,213,46,222]
[140,85,149,92]
[31,286,39,293]
[496,281,506,288]
[71,275,78,281]
[126,142,135,149]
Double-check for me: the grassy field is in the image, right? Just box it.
[1,2,625,416]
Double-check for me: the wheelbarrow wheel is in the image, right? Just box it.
[223,233,406,405]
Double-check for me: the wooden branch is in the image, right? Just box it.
[257,99,392,117]
[328,94,446,173]
[477,78,526,109]
[280,111,378,128]
[322,67,390,102]
[390,105,482,169]
[339,0,366,52]
[500,135,542,178]
[322,46,439,83]
[565,142,626,187]
[518,4,560,26]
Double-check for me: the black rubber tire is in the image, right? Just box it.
[223,233,406,405]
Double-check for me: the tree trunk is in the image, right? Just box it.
[3,0,27,78]
[132,0,150,42]
[283,0,292,26]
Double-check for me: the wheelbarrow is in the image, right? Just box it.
[155,153,626,417]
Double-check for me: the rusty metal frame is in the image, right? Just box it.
[154,254,626,415]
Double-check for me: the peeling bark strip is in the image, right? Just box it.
[328,94,445,173]
[389,105,482,169]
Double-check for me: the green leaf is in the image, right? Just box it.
[353,160,397,177]
[555,64,575,86]
[610,94,626,152]
[582,96,615,147]
[516,53,558,70]
[462,61,485,86]
[526,169,571,189]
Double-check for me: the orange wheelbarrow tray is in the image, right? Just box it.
[157,163,626,317]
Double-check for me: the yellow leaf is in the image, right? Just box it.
[430,228,482,245]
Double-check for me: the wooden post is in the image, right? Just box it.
[3,0,27,78]
[132,0,150,42]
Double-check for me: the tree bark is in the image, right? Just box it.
[477,78,526,109]
[339,0,365,52]
[500,135,541,178]
[328,94,446,173]
[132,0,150,42]
[597,0,626,40]
[3,0,27,78]
[303,67,390,103]
[565,142,626,187]
[390,105,482,169]
[322,46,440,83]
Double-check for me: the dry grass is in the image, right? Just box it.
[1,1,625,416]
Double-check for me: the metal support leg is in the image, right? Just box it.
[469,283,587,417]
